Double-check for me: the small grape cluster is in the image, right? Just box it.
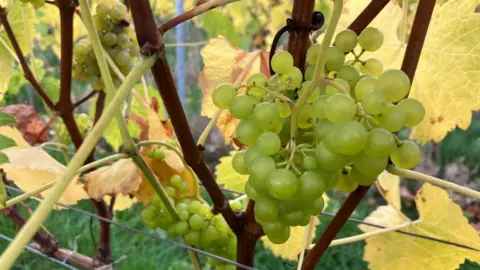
[141,175,237,269]
[211,26,425,244]
[146,147,166,161]
[54,113,92,145]
[73,2,140,91]
[19,0,45,8]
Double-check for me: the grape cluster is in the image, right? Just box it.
[54,113,92,145]
[211,27,425,244]
[73,2,140,91]
[19,0,45,8]
[141,175,237,269]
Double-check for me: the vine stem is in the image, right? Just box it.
[290,0,343,140]
[0,154,129,210]
[387,165,480,200]
[159,0,240,33]
[197,51,260,146]
[0,55,158,268]
[320,78,349,94]
[309,219,421,248]
[297,217,316,270]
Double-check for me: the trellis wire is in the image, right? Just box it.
[0,233,78,270]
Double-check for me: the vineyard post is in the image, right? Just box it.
[288,0,316,70]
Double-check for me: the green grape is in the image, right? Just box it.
[280,211,306,226]
[335,29,358,52]
[358,27,384,52]
[362,90,389,115]
[298,81,320,103]
[90,77,103,90]
[245,179,261,200]
[315,142,348,172]
[236,119,262,146]
[114,50,130,66]
[254,196,280,222]
[306,44,321,65]
[302,156,318,170]
[305,66,315,81]
[73,42,91,59]
[188,214,205,230]
[263,221,290,238]
[184,231,200,246]
[117,33,131,48]
[153,149,165,160]
[203,225,218,242]
[232,150,248,175]
[257,132,281,156]
[140,206,156,222]
[96,3,109,17]
[350,167,377,186]
[267,74,280,85]
[227,236,237,257]
[378,105,407,132]
[101,32,118,46]
[397,98,425,127]
[165,186,176,198]
[175,221,190,235]
[312,95,328,119]
[375,69,411,102]
[86,63,100,76]
[29,0,45,8]
[281,67,303,89]
[275,100,291,118]
[253,102,281,130]
[167,224,177,237]
[354,77,376,101]
[178,210,189,221]
[110,4,128,21]
[267,169,298,200]
[296,103,315,129]
[271,51,294,74]
[390,140,421,169]
[353,153,388,177]
[170,175,183,188]
[229,95,255,119]
[325,46,345,71]
[298,171,326,201]
[266,226,290,244]
[212,83,236,109]
[336,65,360,89]
[119,61,134,75]
[188,200,202,214]
[361,58,383,77]
[248,73,267,87]
[337,171,359,193]
[243,147,262,168]
[303,196,325,215]
[313,120,333,141]
[325,94,356,124]
[248,155,276,181]
[130,46,140,57]
[326,78,350,96]
[146,149,155,158]
[199,205,212,218]
[364,128,396,158]
[230,200,243,211]
[333,121,368,155]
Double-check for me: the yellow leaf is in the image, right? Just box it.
[0,126,30,148]
[104,194,137,211]
[84,159,142,200]
[199,37,269,143]
[0,147,88,207]
[215,151,249,193]
[263,216,320,261]
[376,171,401,210]
[360,183,480,269]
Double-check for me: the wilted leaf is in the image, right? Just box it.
[105,194,137,211]
[376,171,401,210]
[360,183,480,269]
[84,159,142,200]
[0,112,18,126]
[0,104,47,144]
[263,217,320,261]
[215,151,248,193]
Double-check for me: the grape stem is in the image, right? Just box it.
[255,85,294,105]
[387,165,480,200]
[230,194,248,203]
[351,49,366,65]
[197,51,261,147]
[308,219,421,249]
[320,77,349,95]
[392,134,403,146]
[289,0,343,142]
[0,154,130,211]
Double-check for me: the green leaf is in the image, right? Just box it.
[0,112,18,126]
[0,134,16,150]
[103,119,123,151]
[0,2,36,99]
[0,152,9,165]
[131,84,166,120]
[41,76,60,103]
[202,10,241,47]
[215,151,248,193]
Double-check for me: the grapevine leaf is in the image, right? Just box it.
[0,152,8,165]
[0,104,47,144]
[0,112,18,126]
[199,37,270,143]
[262,216,320,261]
[104,194,136,211]
[376,171,401,210]
[84,159,142,200]
[0,134,16,150]
[202,9,241,47]
[41,76,60,104]
[0,146,88,207]
[131,84,166,120]
[215,151,248,193]
[0,2,36,98]
[360,183,480,269]
[0,126,29,147]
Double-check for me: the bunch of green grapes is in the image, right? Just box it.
[211,26,425,244]
[73,2,140,91]
[54,113,92,145]
[141,175,237,270]
[19,0,45,8]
